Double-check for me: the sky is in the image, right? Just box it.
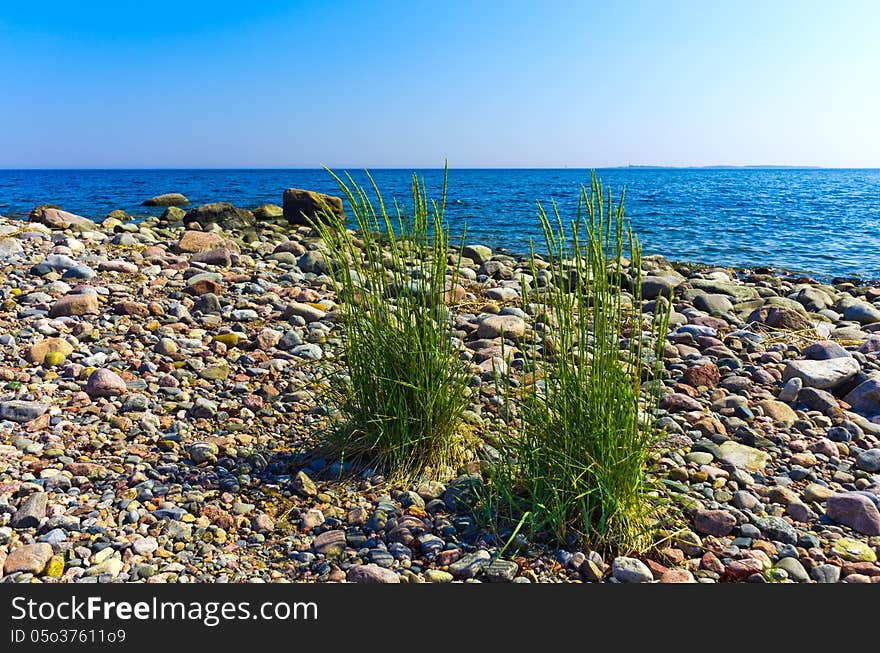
[1,0,878,168]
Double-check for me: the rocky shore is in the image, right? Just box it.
[1,194,880,584]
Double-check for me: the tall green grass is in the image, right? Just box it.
[310,167,471,482]
[486,172,671,553]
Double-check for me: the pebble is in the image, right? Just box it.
[11,492,47,529]
[611,557,654,583]
[347,564,400,583]
[448,550,491,578]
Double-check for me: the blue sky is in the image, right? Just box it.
[1,1,878,168]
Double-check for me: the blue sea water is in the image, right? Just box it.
[1,168,879,280]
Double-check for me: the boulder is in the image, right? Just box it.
[29,206,93,230]
[3,543,53,575]
[826,493,880,535]
[176,230,226,254]
[746,305,811,331]
[160,206,187,223]
[844,302,880,325]
[28,337,74,364]
[843,379,880,417]
[693,293,734,315]
[782,357,860,390]
[282,188,345,225]
[476,314,526,339]
[252,203,284,219]
[0,400,48,423]
[184,202,255,230]
[49,293,100,317]
[143,192,189,207]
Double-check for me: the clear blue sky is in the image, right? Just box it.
[1,1,878,168]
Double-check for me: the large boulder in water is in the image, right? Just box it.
[143,192,189,207]
[184,202,255,230]
[282,188,345,226]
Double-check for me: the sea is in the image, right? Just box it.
[1,167,879,281]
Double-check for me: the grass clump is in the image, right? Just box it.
[486,172,671,554]
[310,167,471,482]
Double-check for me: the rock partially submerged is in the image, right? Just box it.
[282,188,345,225]
[143,192,189,207]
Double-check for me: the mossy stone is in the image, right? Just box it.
[44,351,66,367]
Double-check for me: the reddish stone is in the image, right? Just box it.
[185,278,223,296]
[660,568,696,583]
[841,562,880,577]
[436,549,462,566]
[660,393,703,412]
[724,558,764,580]
[682,362,721,389]
[673,383,701,398]
[694,510,737,537]
[645,558,669,580]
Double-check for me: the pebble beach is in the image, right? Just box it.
[2,193,880,585]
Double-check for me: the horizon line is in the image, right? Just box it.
[2,164,879,171]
